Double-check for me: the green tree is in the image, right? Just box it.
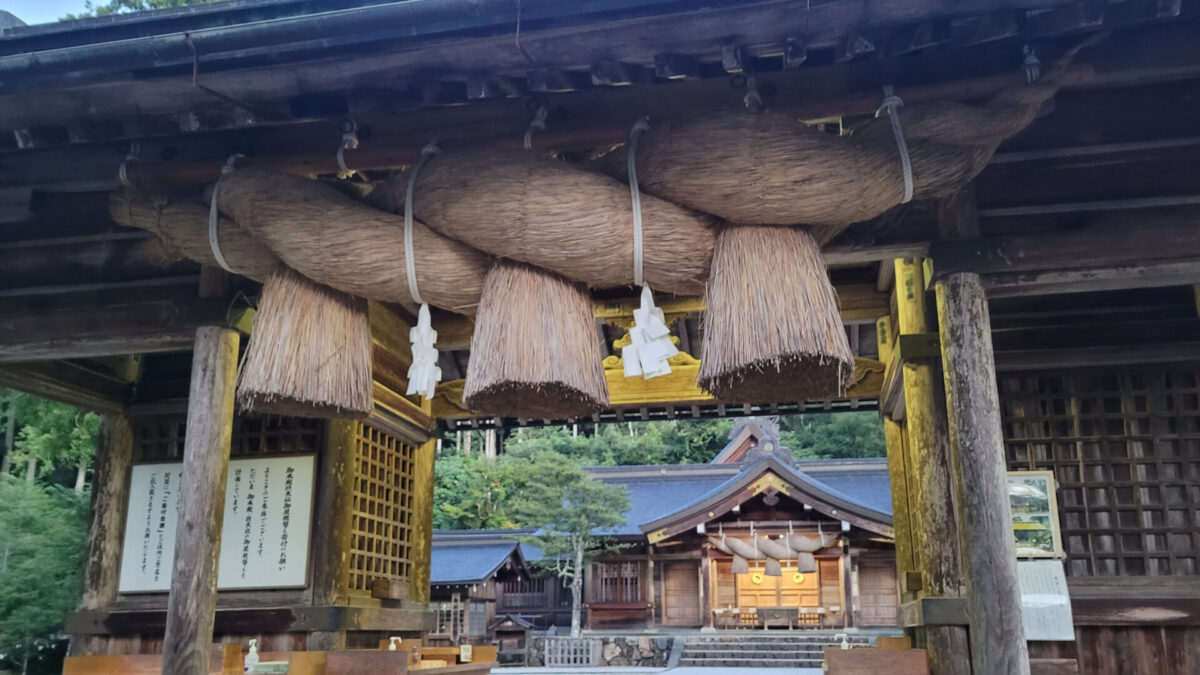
[779,411,886,459]
[0,481,89,674]
[4,392,99,491]
[510,451,628,637]
[432,452,518,530]
[61,0,221,20]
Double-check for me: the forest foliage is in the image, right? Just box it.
[0,390,97,674]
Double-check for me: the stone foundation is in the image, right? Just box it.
[527,635,673,667]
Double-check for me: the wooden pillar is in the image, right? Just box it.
[410,437,437,604]
[700,547,714,628]
[162,327,239,675]
[936,272,1030,675]
[71,413,134,656]
[307,419,359,651]
[647,547,657,626]
[894,258,970,675]
[877,316,916,600]
[842,541,854,629]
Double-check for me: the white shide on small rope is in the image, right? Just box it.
[622,285,678,379]
[336,119,360,180]
[403,141,443,399]
[406,303,442,399]
[623,117,679,380]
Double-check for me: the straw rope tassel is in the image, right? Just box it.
[622,117,678,380]
[404,141,443,399]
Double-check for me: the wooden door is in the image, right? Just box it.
[777,565,821,608]
[663,562,702,626]
[734,565,820,609]
[857,560,900,626]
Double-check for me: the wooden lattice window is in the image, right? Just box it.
[132,414,323,462]
[590,561,642,602]
[1000,363,1200,577]
[349,423,416,593]
[501,577,547,609]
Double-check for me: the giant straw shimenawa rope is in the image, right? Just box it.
[366,149,718,296]
[110,193,375,420]
[216,169,490,315]
[109,60,1079,416]
[589,60,1071,243]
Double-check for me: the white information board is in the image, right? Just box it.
[118,455,315,593]
[1017,559,1075,641]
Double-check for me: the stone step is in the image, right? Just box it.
[682,649,825,659]
[678,657,826,668]
[684,637,870,646]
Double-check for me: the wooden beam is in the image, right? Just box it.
[893,257,969,675]
[927,218,1200,282]
[162,327,239,675]
[0,299,236,363]
[984,259,1200,298]
[7,55,1091,191]
[0,360,129,413]
[936,272,1030,675]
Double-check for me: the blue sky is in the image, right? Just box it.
[5,0,92,25]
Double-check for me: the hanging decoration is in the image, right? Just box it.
[407,303,441,399]
[621,118,680,380]
[336,119,361,180]
[403,142,443,400]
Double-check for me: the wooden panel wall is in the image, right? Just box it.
[132,414,324,463]
[999,363,1200,577]
[1031,627,1200,675]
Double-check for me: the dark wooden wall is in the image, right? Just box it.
[1031,627,1200,675]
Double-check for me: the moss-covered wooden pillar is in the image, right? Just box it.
[410,436,437,605]
[70,413,134,657]
[876,316,916,602]
[162,327,240,675]
[936,272,1030,675]
[893,258,970,675]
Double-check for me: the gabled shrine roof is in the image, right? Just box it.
[586,456,892,538]
[430,531,531,585]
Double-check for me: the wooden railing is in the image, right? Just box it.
[543,637,599,667]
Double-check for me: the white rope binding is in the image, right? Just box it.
[404,141,443,399]
[523,104,548,151]
[336,121,360,179]
[207,153,243,274]
[1023,45,1042,84]
[117,142,140,186]
[876,86,913,204]
[622,117,678,380]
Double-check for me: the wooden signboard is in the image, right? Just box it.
[1008,470,1064,558]
[117,455,316,592]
